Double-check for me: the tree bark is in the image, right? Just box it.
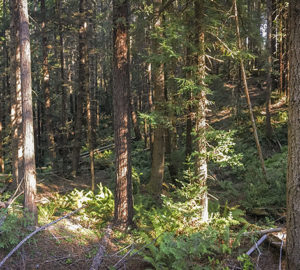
[19,0,37,222]
[112,0,133,228]
[41,0,57,169]
[86,0,95,191]
[148,0,165,197]
[286,1,300,269]
[71,0,88,177]
[56,0,68,173]
[10,0,23,186]
[265,0,273,138]
[195,0,208,222]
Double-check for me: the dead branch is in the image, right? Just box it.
[89,224,112,270]
[246,234,268,255]
[0,206,85,268]
[242,227,284,236]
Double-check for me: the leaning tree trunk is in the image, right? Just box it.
[233,0,267,181]
[19,0,37,222]
[286,1,300,269]
[112,0,133,228]
[148,0,165,197]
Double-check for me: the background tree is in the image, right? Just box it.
[148,0,166,197]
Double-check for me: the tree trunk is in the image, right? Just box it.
[195,0,208,222]
[279,0,284,95]
[148,0,165,197]
[265,0,273,138]
[233,0,267,181]
[84,1,95,191]
[286,1,300,269]
[72,0,88,177]
[41,0,57,169]
[19,0,37,222]
[56,0,67,173]
[112,0,133,228]
[10,0,23,186]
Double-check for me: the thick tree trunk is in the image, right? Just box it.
[286,1,300,269]
[19,0,37,222]
[41,0,57,169]
[148,0,165,197]
[112,0,133,228]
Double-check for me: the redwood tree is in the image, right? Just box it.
[286,0,300,268]
[112,0,133,228]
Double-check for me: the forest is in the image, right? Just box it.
[0,0,299,269]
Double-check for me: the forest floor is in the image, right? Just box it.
[0,78,288,270]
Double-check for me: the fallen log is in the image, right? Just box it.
[89,224,112,270]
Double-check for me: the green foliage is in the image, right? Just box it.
[0,208,35,250]
[206,129,243,168]
[38,183,114,227]
[241,146,287,209]
[94,150,114,169]
[133,179,247,270]
[237,254,254,270]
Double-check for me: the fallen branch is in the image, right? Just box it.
[0,206,85,268]
[246,234,268,256]
[242,227,283,236]
[89,224,112,270]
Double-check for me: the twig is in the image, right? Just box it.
[111,244,133,257]
[113,245,134,269]
[0,206,85,268]
[279,239,283,270]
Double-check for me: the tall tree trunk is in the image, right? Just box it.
[87,1,96,191]
[10,0,23,186]
[56,0,67,173]
[112,0,133,228]
[265,0,273,138]
[195,0,208,222]
[286,1,300,269]
[19,0,37,222]
[72,0,88,177]
[148,0,165,197]
[0,0,7,173]
[279,0,284,95]
[41,0,57,169]
[233,0,267,181]
[185,14,193,159]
